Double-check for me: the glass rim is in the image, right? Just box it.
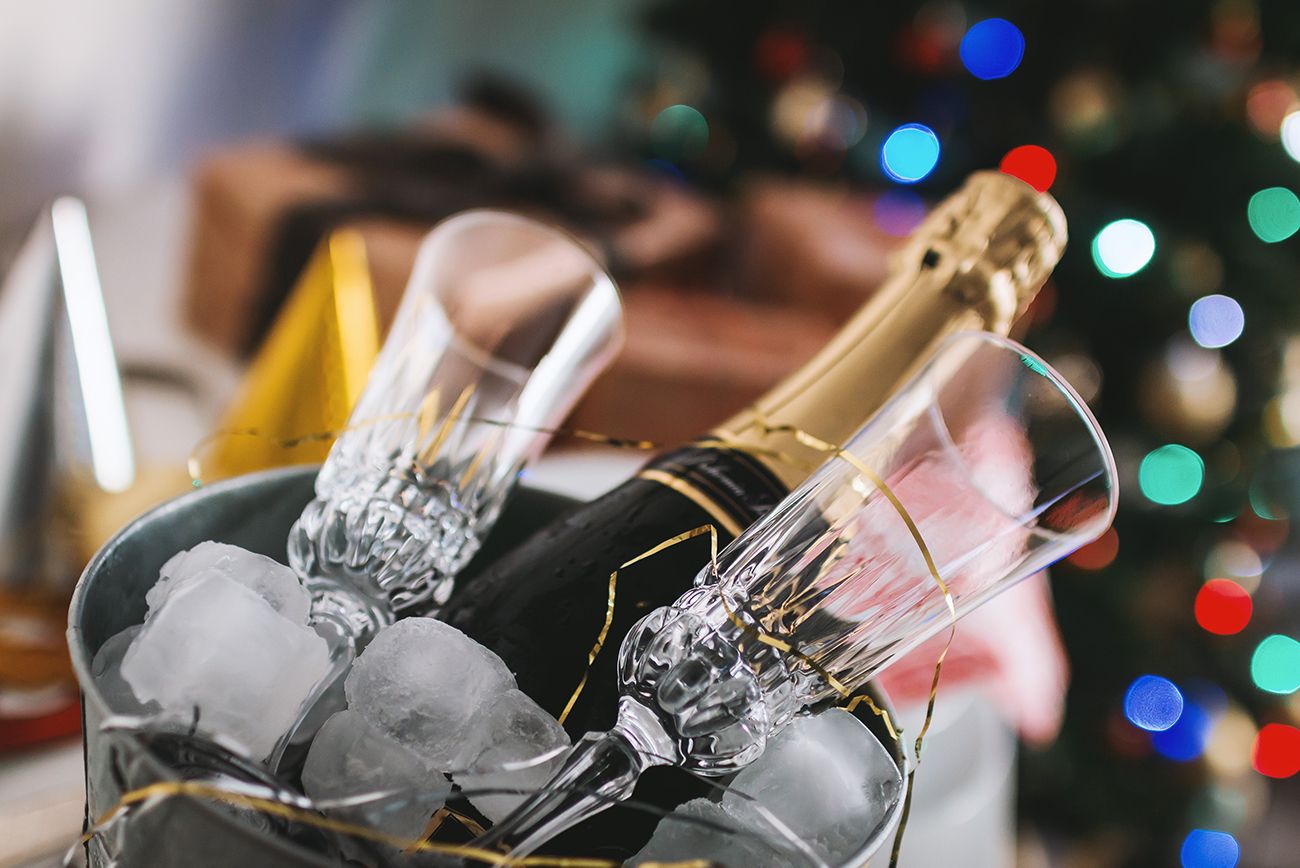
[416,208,624,374]
[925,330,1119,541]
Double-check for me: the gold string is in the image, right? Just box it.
[186,415,659,487]
[79,779,712,868]
[557,525,717,726]
[407,806,487,853]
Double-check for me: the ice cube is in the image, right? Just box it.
[149,541,311,624]
[91,626,159,715]
[451,689,571,822]
[302,710,447,840]
[345,617,514,768]
[627,798,796,868]
[121,571,331,759]
[721,708,902,865]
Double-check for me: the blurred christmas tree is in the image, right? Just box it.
[631,1,1300,865]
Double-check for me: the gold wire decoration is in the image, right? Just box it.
[408,805,488,852]
[187,415,658,488]
[74,779,712,868]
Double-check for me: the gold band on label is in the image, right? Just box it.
[636,469,744,537]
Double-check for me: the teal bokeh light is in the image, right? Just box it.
[1251,634,1300,695]
[649,104,709,163]
[1139,445,1204,505]
[1247,187,1300,243]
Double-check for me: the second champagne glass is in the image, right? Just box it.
[275,211,623,765]
[475,331,1117,855]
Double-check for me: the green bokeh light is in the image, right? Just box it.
[1248,187,1300,243]
[649,104,709,163]
[1139,444,1204,505]
[1251,634,1300,694]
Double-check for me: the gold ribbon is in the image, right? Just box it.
[78,780,710,868]
[187,415,658,487]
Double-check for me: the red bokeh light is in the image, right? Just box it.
[999,145,1057,192]
[1252,723,1300,778]
[1067,526,1118,570]
[1195,579,1253,635]
[754,28,807,83]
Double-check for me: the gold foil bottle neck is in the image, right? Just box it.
[895,169,1067,334]
[713,170,1067,489]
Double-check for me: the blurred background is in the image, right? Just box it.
[2,1,1300,867]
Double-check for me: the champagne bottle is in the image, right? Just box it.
[439,171,1066,736]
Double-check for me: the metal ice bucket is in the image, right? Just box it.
[68,465,904,867]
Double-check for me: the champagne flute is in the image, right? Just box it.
[274,211,623,766]
[474,331,1117,855]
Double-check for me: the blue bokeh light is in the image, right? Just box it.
[1189,295,1245,348]
[1152,700,1212,761]
[1180,830,1239,868]
[959,19,1026,80]
[1124,675,1184,732]
[881,124,941,183]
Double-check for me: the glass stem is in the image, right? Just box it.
[471,705,673,857]
[267,612,355,773]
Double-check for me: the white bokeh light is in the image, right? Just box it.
[1283,111,1300,163]
[1092,219,1156,278]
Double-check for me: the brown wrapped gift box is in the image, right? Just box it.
[182,132,899,447]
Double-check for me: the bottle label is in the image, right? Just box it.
[638,446,787,538]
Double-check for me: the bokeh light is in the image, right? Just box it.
[1196,579,1252,635]
[872,190,927,237]
[753,26,806,83]
[1189,295,1245,348]
[1153,699,1212,761]
[1251,723,1300,777]
[959,18,1025,80]
[999,145,1056,192]
[1049,68,1122,153]
[1205,706,1258,777]
[805,95,866,147]
[1092,219,1155,277]
[1250,634,1300,694]
[771,77,834,147]
[1124,675,1184,731]
[1246,79,1299,139]
[1050,353,1102,404]
[1282,111,1300,163]
[880,124,940,183]
[1139,444,1204,505]
[1067,526,1118,569]
[1171,242,1224,297]
[1203,540,1263,591]
[1180,830,1240,868]
[1247,187,1300,243]
[649,104,709,163]
[1187,785,1249,839]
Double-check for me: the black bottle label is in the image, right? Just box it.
[440,445,787,736]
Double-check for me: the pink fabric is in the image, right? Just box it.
[874,570,1069,746]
